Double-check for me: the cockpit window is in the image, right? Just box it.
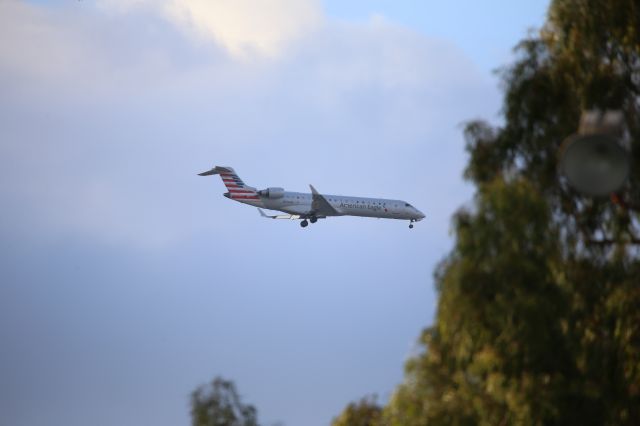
[405,203,412,207]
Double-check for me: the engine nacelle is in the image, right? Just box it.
[258,187,285,199]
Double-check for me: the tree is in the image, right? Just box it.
[190,377,259,426]
[332,395,383,426]
[341,0,640,424]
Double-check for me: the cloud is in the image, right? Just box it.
[0,5,497,424]
[98,0,323,59]
[0,1,497,250]
[0,2,84,82]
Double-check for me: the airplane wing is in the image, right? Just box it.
[310,184,340,216]
[257,209,301,220]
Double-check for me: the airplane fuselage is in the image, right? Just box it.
[225,191,423,221]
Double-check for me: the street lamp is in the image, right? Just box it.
[559,110,631,197]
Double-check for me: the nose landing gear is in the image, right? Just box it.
[409,220,415,229]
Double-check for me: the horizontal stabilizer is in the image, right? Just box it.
[198,166,234,176]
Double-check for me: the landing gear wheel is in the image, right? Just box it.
[300,220,309,228]
[409,223,414,229]
[310,216,318,224]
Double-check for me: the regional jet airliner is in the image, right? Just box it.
[199,166,425,228]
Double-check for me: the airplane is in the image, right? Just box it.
[198,166,425,228]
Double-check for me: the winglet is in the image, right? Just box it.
[258,208,269,218]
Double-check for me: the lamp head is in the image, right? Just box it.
[559,110,630,197]
[560,133,630,196]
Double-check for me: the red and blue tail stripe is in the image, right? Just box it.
[220,171,260,200]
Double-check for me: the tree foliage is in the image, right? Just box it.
[190,377,259,426]
[332,395,383,426]
[336,0,640,424]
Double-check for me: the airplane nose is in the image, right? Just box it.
[416,210,425,221]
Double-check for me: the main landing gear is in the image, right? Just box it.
[300,216,317,228]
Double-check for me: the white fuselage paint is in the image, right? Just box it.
[227,190,425,221]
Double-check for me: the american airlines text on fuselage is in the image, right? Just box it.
[338,201,384,212]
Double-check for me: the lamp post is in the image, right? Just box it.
[559,110,631,197]
[559,109,640,245]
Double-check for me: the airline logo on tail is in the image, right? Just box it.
[220,170,259,200]
[198,166,259,200]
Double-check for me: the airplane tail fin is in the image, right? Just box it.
[198,166,259,200]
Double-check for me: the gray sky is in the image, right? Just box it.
[0,1,548,425]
